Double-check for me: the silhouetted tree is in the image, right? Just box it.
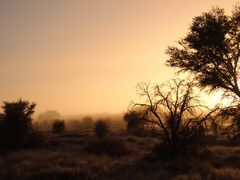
[94,119,109,138]
[123,111,146,135]
[0,99,36,149]
[166,5,240,98]
[52,120,65,134]
[166,5,240,136]
[131,79,216,159]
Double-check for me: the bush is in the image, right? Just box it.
[150,126,206,160]
[94,120,109,138]
[52,120,65,134]
[123,111,145,136]
[0,99,36,149]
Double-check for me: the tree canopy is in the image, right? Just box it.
[0,99,36,148]
[166,5,240,99]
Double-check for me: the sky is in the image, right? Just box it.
[0,0,238,116]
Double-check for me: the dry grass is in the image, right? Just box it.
[0,131,240,179]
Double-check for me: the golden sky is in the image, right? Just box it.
[0,0,237,115]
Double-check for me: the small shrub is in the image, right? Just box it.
[52,120,65,134]
[94,120,109,138]
[84,138,129,157]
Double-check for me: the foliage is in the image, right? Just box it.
[166,5,240,98]
[0,99,36,149]
[123,111,146,136]
[94,119,109,138]
[52,120,65,134]
[131,79,216,159]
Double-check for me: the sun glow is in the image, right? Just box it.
[203,91,233,108]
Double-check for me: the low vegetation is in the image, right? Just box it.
[84,137,128,157]
[52,119,65,134]
[0,131,240,179]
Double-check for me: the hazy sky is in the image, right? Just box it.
[0,0,238,116]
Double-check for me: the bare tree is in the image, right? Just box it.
[130,79,216,158]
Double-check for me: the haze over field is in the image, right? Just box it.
[0,0,237,115]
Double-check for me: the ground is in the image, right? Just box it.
[1,130,240,180]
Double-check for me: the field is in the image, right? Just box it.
[1,128,240,180]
